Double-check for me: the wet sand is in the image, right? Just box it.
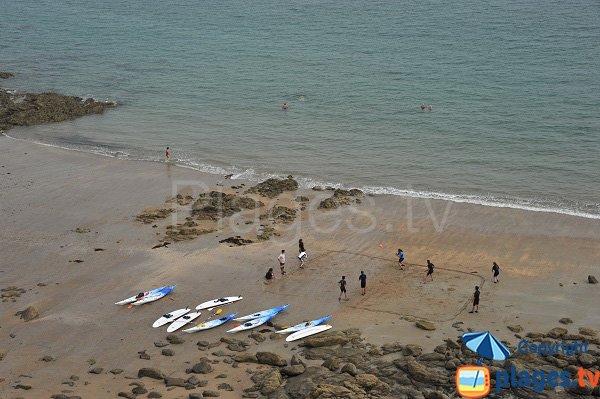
[1,135,599,398]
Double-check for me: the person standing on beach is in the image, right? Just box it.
[299,239,305,254]
[278,250,286,275]
[165,146,171,161]
[492,262,500,283]
[359,271,367,296]
[397,248,405,270]
[338,276,348,301]
[424,259,434,282]
[469,286,480,313]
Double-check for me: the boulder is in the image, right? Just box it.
[558,318,573,325]
[256,352,287,367]
[166,334,185,344]
[281,364,306,377]
[16,306,39,322]
[234,353,258,363]
[138,368,164,380]
[341,363,358,376]
[415,321,436,331]
[507,325,523,333]
[588,275,598,284]
[191,358,213,374]
[202,390,221,397]
[322,357,342,371]
[402,344,423,357]
[300,331,349,348]
[547,327,568,339]
[164,377,186,387]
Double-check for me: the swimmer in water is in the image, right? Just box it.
[427,105,433,112]
[298,95,305,101]
[420,103,426,111]
[282,103,288,110]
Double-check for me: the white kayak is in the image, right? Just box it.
[234,304,288,321]
[276,315,332,334]
[152,308,191,328]
[167,311,202,332]
[286,325,332,342]
[183,313,238,333]
[226,314,274,333]
[116,286,166,305]
[132,285,176,306]
[195,296,243,310]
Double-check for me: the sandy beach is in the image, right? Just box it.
[1,135,599,398]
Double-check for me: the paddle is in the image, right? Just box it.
[204,308,223,322]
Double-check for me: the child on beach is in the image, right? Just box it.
[424,259,434,282]
[278,250,286,275]
[265,268,276,280]
[397,249,405,270]
[165,146,170,161]
[492,262,500,283]
[359,271,367,296]
[469,286,480,313]
[338,276,347,301]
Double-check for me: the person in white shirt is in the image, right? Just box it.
[278,250,286,275]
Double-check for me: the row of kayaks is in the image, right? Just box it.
[115,287,333,341]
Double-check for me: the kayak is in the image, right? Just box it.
[152,307,190,328]
[226,314,274,333]
[167,311,202,332]
[286,325,332,342]
[115,286,166,305]
[276,315,332,334]
[234,304,288,321]
[132,285,176,306]
[183,313,238,333]
[195,296,243,310]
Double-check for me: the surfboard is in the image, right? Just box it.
[276,315,332,334]
[234,304,288,321]
[115,286,166,305]
[226,314,274,333]
[183,313,238,333]
[132,285,176,306]
[167,311,202,332]
[286,324,332,342]
[195,296,243,310]
[152,308,191,328]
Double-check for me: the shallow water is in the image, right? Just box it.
[2,0,599,217]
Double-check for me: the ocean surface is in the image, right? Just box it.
[2,0,599,218]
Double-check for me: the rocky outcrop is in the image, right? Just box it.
[262,206,297,224]
[318,189,363,210]
[192,191,262,220]
[0,72,14,79]
[136,208,173,224]
[245,176,299,198]
[0,88,115,131]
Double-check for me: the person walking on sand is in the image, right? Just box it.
[278,250,286,275]
[396,248,405,270]
[299,239,305,254]
[338,276,348,301]
[424,259,434,282]
[165,146,171,161]
[359,271,367,296]
[469,286,480,313]
[298,251,307,269]
[492,261,500,283]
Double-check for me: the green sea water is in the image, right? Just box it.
[1,0,599,217]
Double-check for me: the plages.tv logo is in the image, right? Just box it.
[456,331,600,398]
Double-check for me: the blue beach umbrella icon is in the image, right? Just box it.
[462,331,511,361]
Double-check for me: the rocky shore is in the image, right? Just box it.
[0,75,115,132]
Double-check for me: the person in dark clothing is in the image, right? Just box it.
[338,276,347,301]
[492,262,500,283]
[469,286,480,313]
[299,239,305,254]
[424,259,434,282]
[397,249,405,270]
[359,271,367,295]
[265,268,276,280]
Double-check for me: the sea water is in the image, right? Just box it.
[1,0,599,218]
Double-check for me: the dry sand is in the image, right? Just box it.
[1,135,599,398]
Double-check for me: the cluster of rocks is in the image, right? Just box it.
[318,189,364,210]
[136,208,174,224]
[257,225,278,241]
[245,176,299,198]
[0,87,115,131]
[165,219,216,242]
[261,206,297,224]
[219,236,254,246]
[0,71,15,79]
[191,191,263,220]
[1,286,26,303]
[167,194,195,206]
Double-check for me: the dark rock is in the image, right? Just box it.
[579,327,597,337]
[16,306,39,321]
[588,275,598,284]
[341,363,358,376]
[118,392,135,399]
[300,331,349,348]
[248,332,266,343]
[88,367,103,374]
[15,383,32,390]
[322,357,342,371]
[234,353,258,363]
[217,382,233,391]
[559,318,573,325]
[202,390,221,397]
[402,344,423,357]
[164,377,186,387]
[256,351,287,367]
[189,394,203,399]
[154,341,169,348]
[148,392,162,398]
[110,368,123,374]
[262,206,297,224]
[547,327,568,338]
[219,236,253,246]
[191,358,213,374]
[166,334,185,344]
[40,355,55,362]
[381,342,404,355]
[192,191,262,221]
[138,367,165,380]
[161,348,174,356]
[415,320,436,331]
[0,72,15,79]
[132,386,147,394]
[245,177,299,198]
[281,364,306,377]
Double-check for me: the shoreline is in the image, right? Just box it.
[1,134,599,398]
[4,131,600,221]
